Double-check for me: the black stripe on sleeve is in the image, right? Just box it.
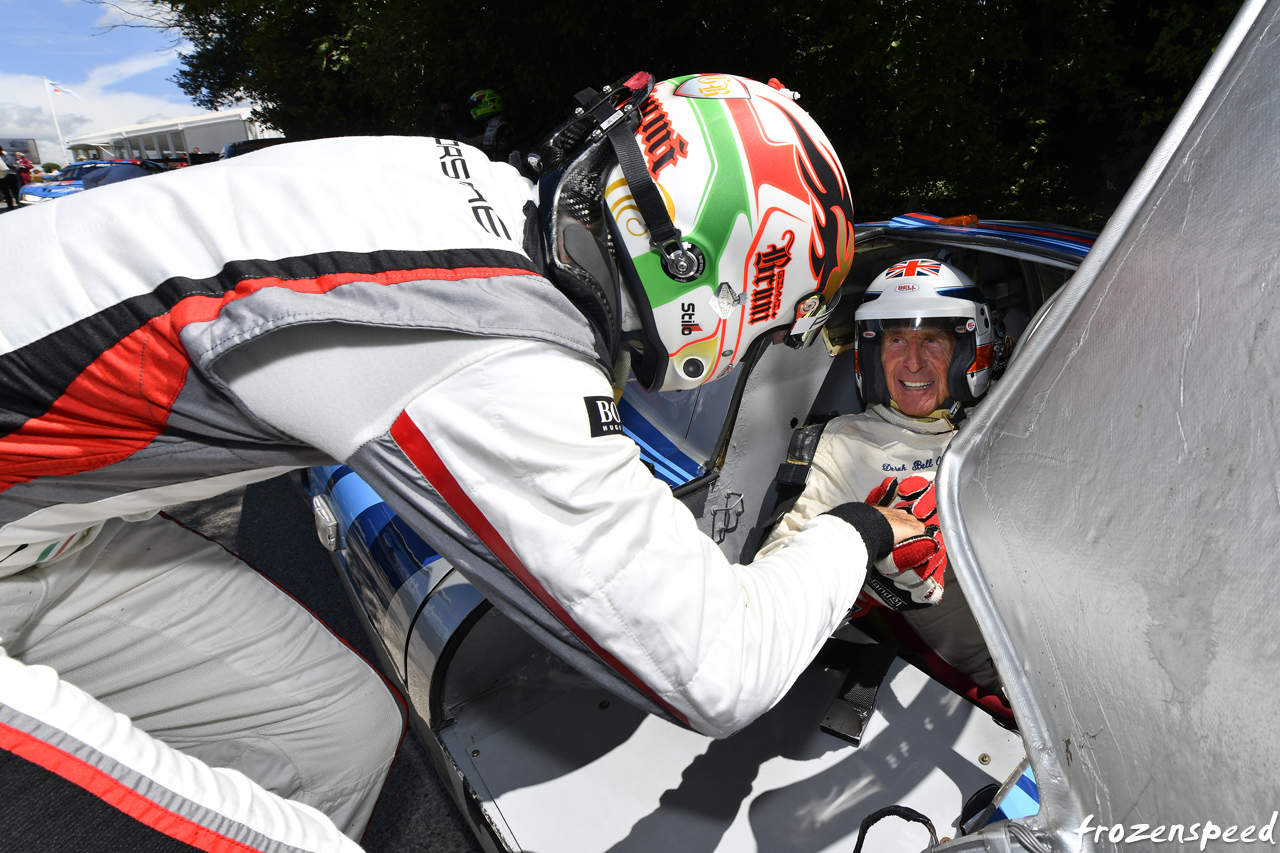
[0,248,540,439]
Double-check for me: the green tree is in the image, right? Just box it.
[141,0,1242,227]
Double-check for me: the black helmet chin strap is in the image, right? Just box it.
[597,95,698,279]
[603,121,696,277]
[544,72,695,279]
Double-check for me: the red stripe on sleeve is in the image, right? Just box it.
[0,265,539,492]
[389,411,690,726]
[0,720,268,853]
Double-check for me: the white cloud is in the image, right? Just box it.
[0,57,212,164]
[83,43,185,92]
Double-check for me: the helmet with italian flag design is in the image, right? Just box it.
[853,258,996,406]
[602,74,856,392]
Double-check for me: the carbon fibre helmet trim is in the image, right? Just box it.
[535,74,658,376]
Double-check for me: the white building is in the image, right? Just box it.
[64,108,283,162]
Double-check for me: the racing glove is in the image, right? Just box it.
[863,476,900,508]
[859,476,947,609]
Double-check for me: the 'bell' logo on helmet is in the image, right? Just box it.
[894,283,920,292]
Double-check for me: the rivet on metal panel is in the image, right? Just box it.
[471,749,480,758]
[979,753,991,765]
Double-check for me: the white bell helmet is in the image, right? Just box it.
[853,258,995,406]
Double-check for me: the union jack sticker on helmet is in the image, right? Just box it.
[884,260,943,278]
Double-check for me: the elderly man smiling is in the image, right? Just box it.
[758,258,1001,690]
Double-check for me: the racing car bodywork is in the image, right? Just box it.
[938,0,1280,849]
[300,209,1094,851]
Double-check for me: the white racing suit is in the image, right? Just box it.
[758,404,999,689]
[0,136,885,847]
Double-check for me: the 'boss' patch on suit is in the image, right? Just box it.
[584,396,624,437]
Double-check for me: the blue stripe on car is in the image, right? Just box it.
[618,397,701,487]
[1014,770,1039,802]
[325,465,355,493]
[990,765,1040,824]
[331,469,386,535]
[883,214,1093,260]
[352,501,398,553]
[343,502,442,628]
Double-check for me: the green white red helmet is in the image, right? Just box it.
[611,74,854,391]
[537,72,855,393]
[853,259,996,405]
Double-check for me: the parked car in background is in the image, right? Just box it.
[220,138,288,159]
[18,159,165,206]
[299,211,1095,853]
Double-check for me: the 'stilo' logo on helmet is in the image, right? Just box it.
[639,97,689,178]
[680,302,703,336]
[748,231,795,324]
[884,260,943,278]
[894,283,919,292]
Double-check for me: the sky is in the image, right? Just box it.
[0,0,218,165]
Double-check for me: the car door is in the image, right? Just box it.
[936,0,1279,848]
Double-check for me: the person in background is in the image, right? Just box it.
[432,95,475,140]
[466,87,515,162]
[0,146,20,209]
[14,153,33,185]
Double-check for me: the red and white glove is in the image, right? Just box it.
[857,476,948,610]
[863,476,900,508]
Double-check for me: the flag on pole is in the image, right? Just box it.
[46,80,82,99]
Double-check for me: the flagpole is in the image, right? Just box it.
[43,77,70,165]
